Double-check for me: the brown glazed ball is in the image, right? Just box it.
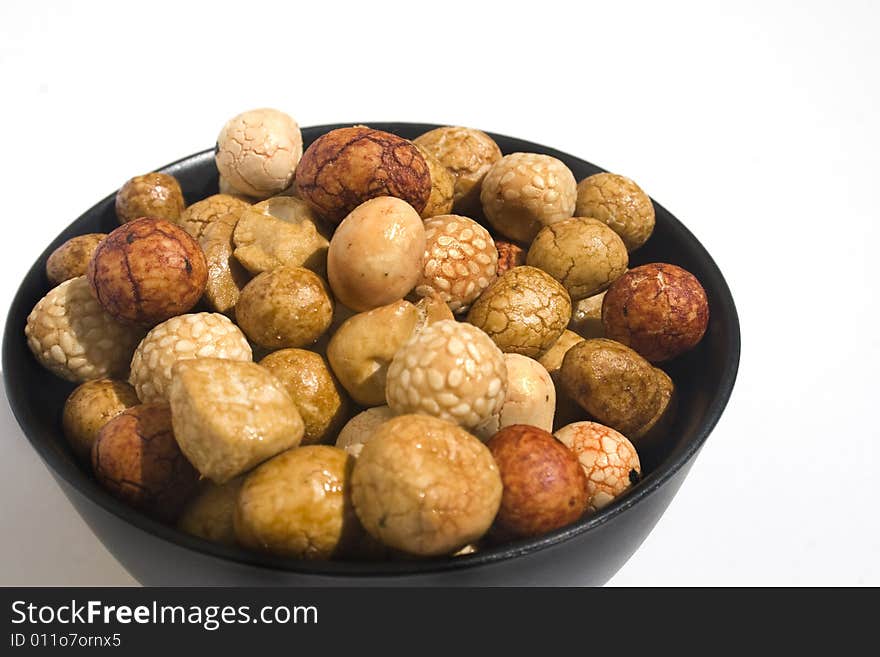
[46,233,106,285]
[602,263,709,362]
[559,338,670,439]
[259,349,350,445]
[115,173,185,225]
[296,126,431,224]
[87,218,208,325]
[235,266,333,349]
[526,218,628,301]
[413,126,502,216]
[575,173,655,252]
[466,266,571,358]
[487,425,587,537]
[92,403,199,522]
[62,379,140,461]
[495,240,526,277]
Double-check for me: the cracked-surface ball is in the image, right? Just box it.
[92,403,199,522]
[575,172,655,252]
[351,414,502,556]
[87,218,207,326]
[296,126,431,224]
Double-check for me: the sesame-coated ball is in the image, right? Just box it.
[215,108,303,198]
[481,153,577,243]
[414,214,497,313]
[87,218,208,326]
[25,276,143,382]
[385,320,507,429]
[575,173,655,252]
[602,263,709,362]
[128,312,252,403]
[351,414,502,556]
[413,126,502,217]
[554,421,641,513]
[115,173,185,225]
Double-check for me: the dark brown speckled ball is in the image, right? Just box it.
[87,218,207,326]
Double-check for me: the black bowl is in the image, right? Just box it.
[2,123,739,586]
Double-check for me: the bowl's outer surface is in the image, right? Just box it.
[3,123,740,586]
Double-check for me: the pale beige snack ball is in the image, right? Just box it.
[575,173,655,252]
[413,143,455,218]
[177,477,244,546]
[25,277,142,382]
[414,214,497,313]
[215,108,303,198]
[413,126,502,216]
[235,446,361,559]
[335,406,395,458]
[351,414,502,556]
[554,421,641,513]
[327,197,426,312]
[474,353,556,440]
[178,194,250,240]
[62,378,139,461]
[481,153,577,243]
[169,358,303,484]
[526,218,628,301]
[385,320,507,429]
[129,312,252,403]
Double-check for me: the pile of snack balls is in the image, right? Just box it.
[25,109,709,560]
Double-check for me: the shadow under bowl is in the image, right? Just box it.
[2,123,740,586]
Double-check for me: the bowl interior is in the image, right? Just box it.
[2,122,740,577]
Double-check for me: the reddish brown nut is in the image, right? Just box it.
[495,240,526,277]
[115,173,185,225]
[46,234,107,285]
[88,218,207,326]
[487,424,587,537]
[91,403,199,522]
[296,126,431,224]
[602,263,709,362]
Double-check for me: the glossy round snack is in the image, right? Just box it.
[335,406,395,458]
[412,126,502,216]
[559,338,671,439]
[414,214,497,313]
[235,446,361,559]
[296,126,431,224]
[259,349,349,445]
[169,358,304,484]
[177,477,244,546]
[128,312,252,403]
[526,218,628,301]
[351,414,503,556]
[178,194,250,240]
[115,173,185,225]
[575,173,655,252]
[327,197,426,312]
[385,320,507,429]
[46,233,107,286]
[602,263,709,362]
[215,108,303,198]
[235,266,333,349]
[466,266,571,359]
[413,143,455,218]
[87,218,207,326]
[487,424,587,536]
[25,276,143,382]
[481,152,577,243]
[92,403,199,522]
[62,379,140,462]
[475,353,556,440]
[555,421,641,513]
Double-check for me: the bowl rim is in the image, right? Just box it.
[2,122,741,578]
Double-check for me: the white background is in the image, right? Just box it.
[1,0,877,586]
